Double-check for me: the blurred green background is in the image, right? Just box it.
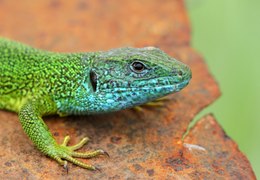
[186,0,260,178]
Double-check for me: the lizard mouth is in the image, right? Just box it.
[131,80,189,91]
[100,77,190,93]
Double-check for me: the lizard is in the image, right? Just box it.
[0,37,192,171]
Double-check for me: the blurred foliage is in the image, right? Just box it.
[186,0,260,178]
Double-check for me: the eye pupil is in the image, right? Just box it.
[132,62,144,71]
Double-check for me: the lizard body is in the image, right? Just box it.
[0,38,191,170]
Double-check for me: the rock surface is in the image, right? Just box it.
[0,0,256,179]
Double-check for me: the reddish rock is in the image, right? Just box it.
[0,0,255,179]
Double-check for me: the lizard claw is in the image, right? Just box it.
[102,151,110,158]
[94,166,102,172]
[63,161,69,174]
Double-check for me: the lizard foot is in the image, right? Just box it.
[132,97,169,112]
[50,135,108,170]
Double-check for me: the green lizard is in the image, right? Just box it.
[0,38,191,170]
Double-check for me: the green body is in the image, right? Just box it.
[0,38,191,170]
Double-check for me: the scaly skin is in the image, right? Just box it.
[0,38,192,170]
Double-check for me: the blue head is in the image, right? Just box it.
[79,47,192,114]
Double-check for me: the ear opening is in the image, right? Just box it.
[90,70,97,92]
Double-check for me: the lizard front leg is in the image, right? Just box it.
[19,98,107,170]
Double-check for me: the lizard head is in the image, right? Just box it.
[87,47,191,113]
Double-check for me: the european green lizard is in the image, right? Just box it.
[0,38,191,170]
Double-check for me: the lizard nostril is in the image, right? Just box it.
[172,68,183,77]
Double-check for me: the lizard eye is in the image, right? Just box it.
[130,61,146,73]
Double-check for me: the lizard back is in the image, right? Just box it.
[0,38,87,112]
